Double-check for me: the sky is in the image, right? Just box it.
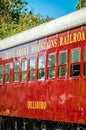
[25,0,78,18]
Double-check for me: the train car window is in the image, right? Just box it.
[48,53,56,78]
[14,62,19,82]
[4,64,10,83]
[38,56,45,80]
[21,60,27,81]
[30,59,36,69]
[0,65,3,84]
[70,49,80,77]
[84,47,86,76]
[58,51,67,77]
[29,59,36,80]
[71,49,80,62]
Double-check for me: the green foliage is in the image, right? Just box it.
[0,0,28,22]
[0,0,53,40]
[76,0,86,10]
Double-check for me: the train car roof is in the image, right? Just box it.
[0,7,86,51]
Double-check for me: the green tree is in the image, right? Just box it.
[76,0,86,10]
[0,0,53,40]
[0,0,28,22]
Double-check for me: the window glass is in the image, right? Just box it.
[5,64,10,83]
[38,56,45,68]
[58,51,67,78]
[5,75,9,83]
[14,62,19,72]
[0,76,3,84]
[59,52,67,64]
[21,61,27,81]
[48,68,55,78]
[30,70,36,80]
[70,64,80,77]
[70,49,80,77]
[48,54,56,66]
[0,66,3,84]
[85,48,86,61]
[38,56,45,80]
[22,61,27,71]
[84,63,86,76]
[14,62,19,82]
[30,59,36,69]
[21,72,27,81]
[0,66,3,74]
[71,49,80,62]
[14,73,19,82]
[48,53,56,79]
[38,69,44,80]
[29,58,36,81]
[5,64,9,74]
[59,66,67,77]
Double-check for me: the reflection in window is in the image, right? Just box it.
[22,61,27,71]
[0,66,3,74]
[5,75,9,83]
[14,62,19,72]
[5,64,9,74]
[30,59,36,69]
[59,66,66,77]
[38,69,44,80]
[21,71,27,81]
[38,56,45,68]
[0,65,3,84]
[29,59,36,81]
[48,54,56,66]
[5,64,10,83]
[0,76,3,84]
[21,61,27,81]
[38,56,45,80]
[14,73,19,82]
[59,52,67,64]
[70,64,80,76]
[71,49,80,62]
[70,49,80,77]
[14,62,19,82]
[58,51,67,78]
[30,70,36,80]
[48,68,55,78]
[48,53,56,78]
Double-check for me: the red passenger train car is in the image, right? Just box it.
[0,8,86,130]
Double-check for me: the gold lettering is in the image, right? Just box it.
[27,101,32,109]
[43,101,46,110]
[60,37,63,46]
[47,42,51,49]
[27,101,46,110]
[51,39,57,47]
[73,33,77,42]
[69,34,72,44]
[81,31,85,40]
[60,30,86,46]
[77,32,81,41]
[64,36,67,45]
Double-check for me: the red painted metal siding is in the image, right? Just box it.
[0,25,86,125]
